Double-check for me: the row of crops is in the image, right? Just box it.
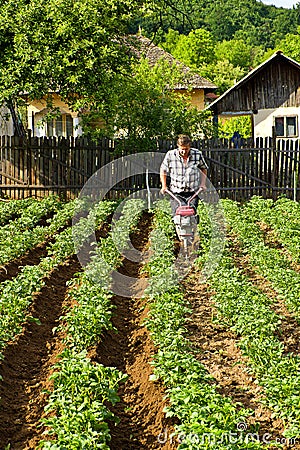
[0,194,299,449]
[137,195,300,449]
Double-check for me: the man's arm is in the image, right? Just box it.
[200,168,207,190]
[160,169,168,194]
[160,152,170,194]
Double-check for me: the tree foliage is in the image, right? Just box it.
[276,26,300,62]
[136,0,300,49]
[218,116,252,140]
[161,28,215,68]
[215,39,253,70]
[81,58,213,151]
[1,0,300,143]
[147,1,300,97]
[0,0,145,105]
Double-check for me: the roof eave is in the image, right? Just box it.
[206,51,300,113]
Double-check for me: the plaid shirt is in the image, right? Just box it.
[160,148,208,193]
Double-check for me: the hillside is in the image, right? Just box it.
[132,0,299,49]
[129,0,300,95]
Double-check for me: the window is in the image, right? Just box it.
[274,117,284,136]
[286,116,297,137]
[46,114,74,137]
[275,116,297,138]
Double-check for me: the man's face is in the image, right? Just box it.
[178,144,191,157]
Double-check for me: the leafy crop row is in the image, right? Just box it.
[143,200,262,450]
[197,200,300,441]
[0,197,38,225]
[39,199,145,449]
[221,198,300,319]
[240,196,300,263]
[0,200,116,360]
[0,196,67,265]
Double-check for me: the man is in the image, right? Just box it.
[160,134,208,216]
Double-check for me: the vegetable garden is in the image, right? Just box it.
[0,194,300,449]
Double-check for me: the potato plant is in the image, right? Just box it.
[39,199,145,449]
[0,196,73,265]
[0,200,116,360]
[197,200,300,441]
[143,200,263,450]
[0,197,37,225]
[222,199,300,319]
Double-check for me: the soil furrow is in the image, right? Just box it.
[92,213,176,450]
[229,233,300,356]
[0,255,82,450]
[183,268,285,443]
[0,242,49,283]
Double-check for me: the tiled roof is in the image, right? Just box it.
[130,35,217,91]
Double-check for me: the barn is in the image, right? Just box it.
[207,51,300,140]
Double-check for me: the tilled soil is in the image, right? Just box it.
[93,213,177,450]
[0,242,48,283]
[93,292,176,450]
[229,232,300,356]
[2,209,298,450]
[182,228,300,450]
[183,271,285,440]
[0,255,82,450]
[0,213,177,450]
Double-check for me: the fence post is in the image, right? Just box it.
[271,126,278,201]
[27,130,32,190]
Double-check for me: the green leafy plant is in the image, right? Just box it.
[39,198,145,447]
[142,199,263,449]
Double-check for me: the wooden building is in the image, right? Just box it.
[207,51,300,139]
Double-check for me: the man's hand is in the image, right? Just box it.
[160,186,167,195]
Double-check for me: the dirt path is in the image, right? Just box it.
[229,233,300,356]
[0,242,49,283]
[92,213,177,450]
[0,255,82,450]
[183,269,286,443]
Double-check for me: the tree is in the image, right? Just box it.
[0,0,144,106]
[160,28,215,69]
[160,29,181,55]
[0,0,215,144]
[215,39,253,70]
[218,116,252,139]
[81,58,213,152]
[276,26,300,61]
[200,60,245,95]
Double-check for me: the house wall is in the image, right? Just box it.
[0,105,14,136]
[173,88,205,110]
[27,94,82,137]
[254,106,300,139]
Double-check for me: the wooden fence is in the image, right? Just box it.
[0,135,299,201]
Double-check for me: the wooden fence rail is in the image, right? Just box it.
[0,135,299,201]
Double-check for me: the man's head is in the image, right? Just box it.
[177,134,191,157]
